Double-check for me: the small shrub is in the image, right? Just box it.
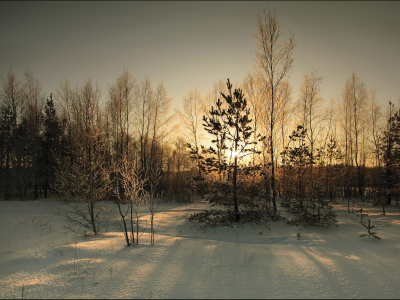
[360,219,381,240]
[351,208,368,223]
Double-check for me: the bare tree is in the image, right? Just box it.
[107,69,137,160]
[147,169,162,245]
[136,77,153,173]
[342,72,368,199]
[181,88,203,176]
[201,79,226,119]
[149,82,174,172]
[254,8,297,212]
[368,86,383,167]
[295,68,328,187]
[53,78,109,236]
[111,154,147,246]
[55,78,80,168]
[1,68,22,129]
[242,73,265,167]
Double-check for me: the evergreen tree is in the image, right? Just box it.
[380,102,400,205]
[281,125,312,208]
[41,93,64,198]
[190,79,260,222]
[0,105,15,200]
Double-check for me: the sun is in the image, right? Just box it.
[227,148,239,159]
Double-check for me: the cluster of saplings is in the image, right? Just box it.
[188,79,397,232]
[188,76,398,232]
[187,79,338,230]
[52,151,164,246]
[185,9,400,231]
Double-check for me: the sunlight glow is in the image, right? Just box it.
[228,149,239,159]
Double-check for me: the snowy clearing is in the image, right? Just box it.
[1,198,400,299]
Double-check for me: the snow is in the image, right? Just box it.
[1,198,400,299]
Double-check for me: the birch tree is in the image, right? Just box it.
[254,8,296,212]
[149,82,174,172]
[181,88,203,176]
[107,69,137,160]
[342,72,367,199]
[53,78,109,235]
[136,77,153,173]
[295,68,327,187]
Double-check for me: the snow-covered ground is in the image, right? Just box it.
[1,198,399,299]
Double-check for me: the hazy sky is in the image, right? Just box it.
[1,1,399,112]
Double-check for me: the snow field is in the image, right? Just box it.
[0,199,399,298]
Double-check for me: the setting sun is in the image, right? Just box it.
[227,148,239,160]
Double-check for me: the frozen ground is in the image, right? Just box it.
[0,198,400,299]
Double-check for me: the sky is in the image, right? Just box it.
[0,1,399,113]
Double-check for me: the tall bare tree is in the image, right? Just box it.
[136,77,153,173]
[107,69,137,160]
[111,154,147,246]
[181,88,203,176]
[368,86,383,167]
[242,73,264,167]
[342,72,367,199]
[295,68,327,186]
[254,8,296,212]
[149,82,174,172]
[53,78,109,235]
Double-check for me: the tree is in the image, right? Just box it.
[149,82,174,173]
[281,125,311,208]
[181,88,203,177]
[198,78,260,222]
[295,68,327,190]
[380,102,399,206]
[53,78,109,235]
[136,77,153,174]
[21,68,45,199]
[147,169,162,245]
[107,69,137,161]
[341,72,368,199]
[0,68,23,199]
[111,154,147,246]
[369,86,383,168]
[55,78,79,169]
[254,8,297,213]
[242,73,265,167]
[41,93,64,198]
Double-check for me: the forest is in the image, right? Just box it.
[2,8,400,298]
[0,9,399,231]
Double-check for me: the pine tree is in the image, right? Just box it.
[191,79,261,222]
[380,102,400,205]
[360,219,381,240]
[41,93,64,198]
[281,126,312,207]
[0,105,16,200]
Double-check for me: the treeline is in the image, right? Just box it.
[179,9,400,213]
[182,75,399,217]
[0,70,399,207]
[1,8,399,211]
[0,68,194,201]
